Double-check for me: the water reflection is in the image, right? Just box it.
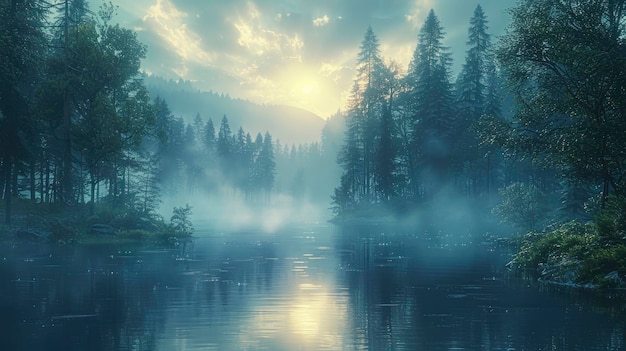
[0,224,625,350]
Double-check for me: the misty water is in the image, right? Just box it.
[1,223,624,351]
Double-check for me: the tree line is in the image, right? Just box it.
[332,2,626,227]
[330,0,626,285]
[0,0,325,228]
[153,103,278,203]
[1,0,158,224]
[333,6,509,215]
[153,100,342,208]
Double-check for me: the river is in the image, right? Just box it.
[0,223,624,350]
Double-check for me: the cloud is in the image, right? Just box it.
[319,62,350,83]
[113,0,516,119]
[404,0,435,29]
[233,20,303,56]
[313,15,329,27]
[142,0,214,69]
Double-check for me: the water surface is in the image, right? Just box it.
[0,223,624,350]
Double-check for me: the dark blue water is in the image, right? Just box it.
[0,223,624,350]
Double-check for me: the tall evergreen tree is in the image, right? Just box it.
[456,5,491,119]
[407,10,455,199]
[192,113,203,146]
[337,82,365,205]
[336,26,388,208]
[0,0,47,223]
[216,115,234,183]
[217,115,232,159]
[49,0,91,204]
[375,105,396,202]
[454,4,495,198]
[258,132,276,201]
[203,118,216,155]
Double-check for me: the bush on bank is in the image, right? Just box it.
[1,199,193,245]
[510,197,626,289]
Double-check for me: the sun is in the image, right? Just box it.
[301,85,313,96]
[299,81,318,96]
[276,66,339,118]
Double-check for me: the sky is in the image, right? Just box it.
[109,0,517,119]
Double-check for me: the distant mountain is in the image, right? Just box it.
[143,75,325,145]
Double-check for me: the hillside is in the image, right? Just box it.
[144,75,325,145]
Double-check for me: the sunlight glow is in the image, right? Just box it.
[232,4,303,56]
[242,282,348,349]
[139,0,345,118]
[300,82,318,96]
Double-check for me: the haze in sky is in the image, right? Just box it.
[111,0,516,119]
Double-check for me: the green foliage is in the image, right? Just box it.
[116,229,151,241]
[559,180,592,220]
[336,26,388,207]
[578,245,626,288]
[48,218,81,244]
[492,182,550,231]
[512,221,595,271]
[496,0,626,203]
[407,10,455,196]
[512,217,626,287]
[593,195,626,245]
[169,204,193,237]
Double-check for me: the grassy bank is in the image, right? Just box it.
[0,199,193,246]
[509,220,626,289]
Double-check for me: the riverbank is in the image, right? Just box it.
[507,221,626,290]
[0,199,192,246]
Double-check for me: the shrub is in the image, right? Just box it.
[594,195,626,245]
[49,218,80,243]
[492,182,550,231]
[577,245,626,287]
[117,229,151,241]
[170,204,193,237]
[512,221,595,271]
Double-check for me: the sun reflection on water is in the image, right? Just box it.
[240,255,349,350]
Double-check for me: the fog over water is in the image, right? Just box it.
[4,0,626,349]
[161,189,330,233]
[1,222,624,350]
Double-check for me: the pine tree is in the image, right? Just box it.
[335,26,387,210]
[216,115,236,188]
[135,152,161,215]
[0,0,48,223]
[375,105,396,202]
[258,132,276,202]
[203,118,216,154]
[231,127,247,193]
[192,113,203,146]
[454,5,495,198]
[456,5,491,119]
[217,115,232,159]
[407,10,455,199]
[338,82,365,204]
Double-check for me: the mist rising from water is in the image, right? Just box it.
[160,187,330,233]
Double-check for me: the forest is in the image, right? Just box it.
[1,0,626,287]
[0,0,342,241]
[331,1,626,287]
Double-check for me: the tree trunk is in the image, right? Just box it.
[90,173,96,216]
[4,159,12,225]
[30,159,36,201]
[62,0,73,207]
[11,161,18,199]
[602,178,610,209]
